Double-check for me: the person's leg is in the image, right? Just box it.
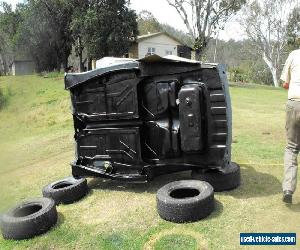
[283,100,300,202]
[283,142,298,193]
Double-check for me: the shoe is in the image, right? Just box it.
[282,190,293,204]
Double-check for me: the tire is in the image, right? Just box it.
[191,162,240,192]
[156,180,214,223]
[0,197,57,240]
[42,177,88,205]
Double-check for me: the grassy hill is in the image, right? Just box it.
[0,75,299,250]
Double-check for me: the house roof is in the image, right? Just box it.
[137,32,165,41]
[136,32,192,49]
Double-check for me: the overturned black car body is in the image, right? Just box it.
[65,56,235,183]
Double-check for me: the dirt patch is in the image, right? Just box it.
[143,227,208,250]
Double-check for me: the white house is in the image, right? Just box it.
[128,32,194,59]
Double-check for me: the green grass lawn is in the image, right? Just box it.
[0,75,299,250]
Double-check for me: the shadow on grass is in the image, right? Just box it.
[286,203,300,212]
[88,164,282,201]
[221,164,281,199]
[88,170,195,194]
[207,200,223,220]
[55,212,65,228]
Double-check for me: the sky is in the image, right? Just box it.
[130,0,245,41]
[4,0,20,8]
[4,0,245,41]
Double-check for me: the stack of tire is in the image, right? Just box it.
[0,177,88,240]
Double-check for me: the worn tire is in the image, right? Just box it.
[191,162,240,192]
[42,177,88,205]
[156,180,214,223]
[0,197,57,240]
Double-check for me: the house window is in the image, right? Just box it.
[147,47,156,55]
[166,50,173,55]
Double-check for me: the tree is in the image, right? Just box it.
[166,0,245,58]
[286,7,300,51]
[160,23,194,48]
[241,0,294,87]
[203,38,274,85]
[137,10,161,35]
[1,0,138,73]
[17,0,73,72]
[137,10,194,47]
[40,0,73,71]
[70,0,89,72]
[17,2,57,71]
[0,2,21,75]
[83,0,138,59]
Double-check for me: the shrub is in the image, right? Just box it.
[246,63,273,85]
[0,86,13,110]
[228,62,274,86]
[0,88,6,109]
[228,67,248,83]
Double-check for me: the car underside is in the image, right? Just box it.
[65,55,233,182]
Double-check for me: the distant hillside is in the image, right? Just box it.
[137,10,194,47]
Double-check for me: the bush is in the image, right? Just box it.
[246,63,273,85]
[228,62,274,86]
[0,88,6,109]
[0,86,13,110]
[228,67,248,83]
